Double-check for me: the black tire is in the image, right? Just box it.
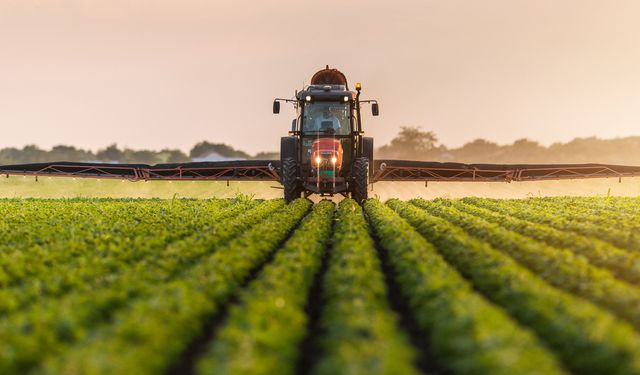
[280,137,297,160]
[362,137,374,161]
[282,157,301,203]
[351,157,369,204]
[362,136,374,177]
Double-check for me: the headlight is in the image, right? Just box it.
[315,156,322,164]
[331,156,337,164]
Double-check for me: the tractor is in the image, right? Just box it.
[5,67,639,199]
[273,66,379,202]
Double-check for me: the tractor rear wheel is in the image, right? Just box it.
[282,157,301,203]
[351,157,369,204]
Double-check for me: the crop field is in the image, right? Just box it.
[2,196,640,374]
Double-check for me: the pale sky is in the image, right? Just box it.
[1,0,640,154]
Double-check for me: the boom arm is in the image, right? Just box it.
[1,160,640,183]
[0,161,280,181]
[372,160,640,182]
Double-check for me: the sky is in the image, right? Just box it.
[1,0,640,154]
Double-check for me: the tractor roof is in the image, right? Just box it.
[297,85,355,101]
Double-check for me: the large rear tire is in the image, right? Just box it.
[282,157,301,203]
[351,157,369,204]
[362,137,374,177]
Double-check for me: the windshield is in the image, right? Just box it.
[302,102,351,135]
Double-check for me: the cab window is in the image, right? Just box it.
[302,102,351,135]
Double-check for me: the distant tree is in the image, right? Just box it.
[378,126,439,159]
[97,144,123,162]
[0,147,23,164]
[460,139,500,154]
[189,141,250,160]
[157,149,190,163]
[49,145,94,162]
[252,151,279,160]
[452,139,502,163]
[20,145,48,163]
[121,149,159,164]
[506,139,546,163]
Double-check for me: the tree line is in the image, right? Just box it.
[0,142,278,165]
[1,128,639,165]
[377,127,640,165]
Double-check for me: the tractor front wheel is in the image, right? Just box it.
[351,157,369,204]
[282,157,301,203]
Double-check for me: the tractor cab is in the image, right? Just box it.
[297,84,354,192]
[273,66,378,202]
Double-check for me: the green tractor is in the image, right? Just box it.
[273,66,379,203]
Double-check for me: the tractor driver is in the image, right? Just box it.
[314,110,341,134]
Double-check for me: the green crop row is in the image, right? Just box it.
[42,198,312,375]
[517,197,640,233]
[0,199,286,374]
[311,199,418,375]
[523,196,640,217]
[0,199,245,313]
[0,200,166,282]
[195,200,335,375]
[451,198,640,285]
[0,199,264,318]
[1,196,640,374]
[0,199,212,258]
[411,198,640,329]
[388,199,640,375]
[467,198,640,251]
[364,199,566,375]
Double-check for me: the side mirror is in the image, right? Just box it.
[291,119,297,132]
[273,101,280,114]
[372,102,379,116]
